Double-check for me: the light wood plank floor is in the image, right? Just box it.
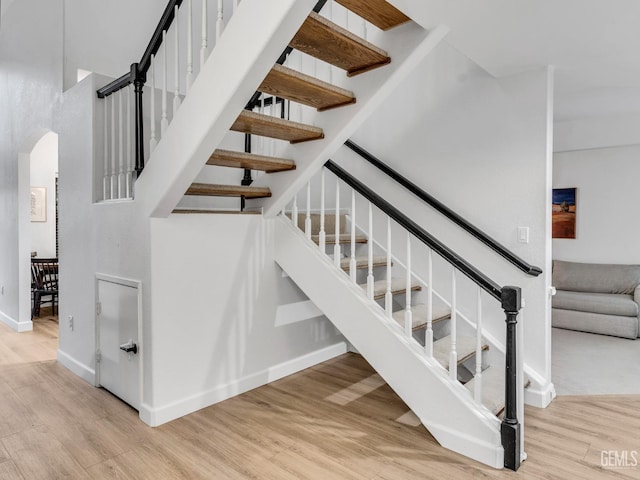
[0,315,638,479]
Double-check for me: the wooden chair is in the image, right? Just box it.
[31,258,58,318]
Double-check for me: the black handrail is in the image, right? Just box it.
[325,160,522,471]
[344,140,543,278]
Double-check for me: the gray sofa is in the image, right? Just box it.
[552,260,640,339]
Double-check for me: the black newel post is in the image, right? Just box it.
[131,63,146,178]
[501,285,522,471]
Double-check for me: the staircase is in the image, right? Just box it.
[174,0,408,214]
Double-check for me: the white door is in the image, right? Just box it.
[97,277,141,410]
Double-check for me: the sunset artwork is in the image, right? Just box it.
[552,188,577,239]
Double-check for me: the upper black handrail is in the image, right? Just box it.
[344,140,543,278]
[325,160,503,301]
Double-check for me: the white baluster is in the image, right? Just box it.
[425,248,434,357]
[475,287,483,404]
[173,5,181,114]
[305,181,311,240]
[385,217,392,317]
[186,0,194,90]
[126,85,132,198]
[118,90,124,199]
[292,195,298,229]
[216,0,224,41]
[363,19,368,41]
[201,0,208,66]
[260,96,265,154]
[110,93,116,200]
[297,52,303,122]
[269,96,275,157]
[367,202,374,300]
[450,267,458,380]
[103,96,108,200]
[327,1,333,83]
[319,169,326,252]
[405,233,412,337]
[149,55,158,152]
[334,179,341,267]
[161,32,169,135]
[349,189,357,282]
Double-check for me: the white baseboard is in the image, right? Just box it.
[427,421,504,469]
[0,309,32,332]
[139,342,348,427]
[524,380,556,408]
[57,349,96,385]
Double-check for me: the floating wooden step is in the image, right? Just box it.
[259,64,356,112]
[340,255,388,271]
[207,149,296,173]
[172,209,262,215]
[363,278,422,300]
[185,183,271,199]
[335,0,410,31]
[231,110,324,144]
[312,233,368,245]
[433,335,489,371]
[290,12,391,77]
[392,303,451,331]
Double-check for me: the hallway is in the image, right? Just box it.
[0,318,637,479]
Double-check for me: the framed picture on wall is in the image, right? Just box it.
[552,188,576,239]
[30,187,47,222]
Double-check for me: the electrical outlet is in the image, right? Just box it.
[68,315,74,331]
[517,227,530,244]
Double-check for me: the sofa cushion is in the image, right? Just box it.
[553,309,639,339]
[553,260,640,295]
[553,290,638,317]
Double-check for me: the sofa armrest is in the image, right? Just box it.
[635,285,640,308]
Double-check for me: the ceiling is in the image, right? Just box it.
[391,0,640,122]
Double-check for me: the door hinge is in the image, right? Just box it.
[96,349,102,363]
[96,302,102,316]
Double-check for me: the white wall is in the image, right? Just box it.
[30,132,59,258]
[553,145,640,264]
[330,42,554,400]
[0,0,63,329]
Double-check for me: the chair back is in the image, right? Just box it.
[31,258,59,292]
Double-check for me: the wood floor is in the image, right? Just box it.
[0,315,638,479]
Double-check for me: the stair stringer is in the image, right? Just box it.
[255,23,450,218]
[273,216,505,469]
[134,0,318,219]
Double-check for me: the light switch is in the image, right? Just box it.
[518,227,529,244]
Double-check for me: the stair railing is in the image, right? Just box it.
[344,140,543,277]
[95,0,240,202]
[282,161,524,471]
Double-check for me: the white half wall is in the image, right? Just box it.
[147,214,346,425]
[331,42,554,399]
[553,144,640,265]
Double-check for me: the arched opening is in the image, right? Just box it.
[18,130,59,332]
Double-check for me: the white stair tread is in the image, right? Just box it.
[340,255,387,270]
[361,278,422,300]
[464,366,505,416]
[392,303,451,330]
[433,335,488,370]
[464,366,531,416]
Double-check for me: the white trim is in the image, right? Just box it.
[427,421,504,469]
[0,309,33,332]
[524,380,556,408]
[57,349,95,384]
[138,342,348,427]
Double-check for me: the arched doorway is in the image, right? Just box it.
[18,130,59,330]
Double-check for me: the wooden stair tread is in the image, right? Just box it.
[312,233,367,245]
[362,278,422,300]
[185,183,271,199]
[433,335,489,370]
[172,209,262,215]
[340,255,387,271]
[231,110,324,143]
[392,303,451,331]
[290,12,391,77]
[207,149,296,173]
[259,64,356,112]
[335,0,410,31]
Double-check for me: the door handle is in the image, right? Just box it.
[119,340,138,355]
